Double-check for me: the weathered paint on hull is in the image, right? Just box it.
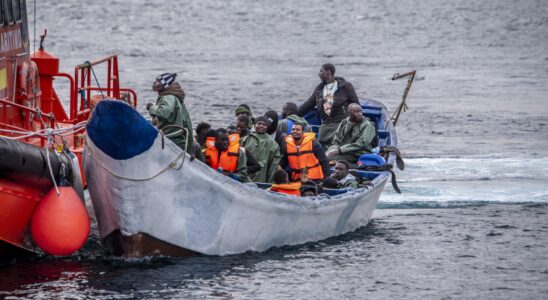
[85,135,388,256]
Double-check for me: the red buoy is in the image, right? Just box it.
[31,186,90,256]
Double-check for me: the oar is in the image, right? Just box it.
[390,70,416,126]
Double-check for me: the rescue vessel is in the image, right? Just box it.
[0,0,137,258]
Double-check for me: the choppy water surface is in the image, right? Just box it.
[2,0,548,298]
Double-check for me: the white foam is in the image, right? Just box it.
[379,156,548,205]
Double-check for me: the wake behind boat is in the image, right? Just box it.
[85,98,400,257]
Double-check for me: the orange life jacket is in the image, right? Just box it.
[270,182,302,196]
[205,134,240,172]
[285,133,324,181]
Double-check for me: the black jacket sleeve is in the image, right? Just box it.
[245,148,261,174]
[278,139,288,169]
[297,86,320,117]
[313,140,331,177]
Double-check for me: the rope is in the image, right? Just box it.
[159,124,191,152]
[84,61,105,99]
[379,145,405,171]
[0,121,87,140]
[45,132,60,195]
[85,133,189,181]
[358,163,401,194]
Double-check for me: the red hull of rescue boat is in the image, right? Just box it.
[0,179,43,257]
[0,0,137,258]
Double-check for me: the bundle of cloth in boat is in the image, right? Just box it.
[147,73,193,152]
[297,63,359,148]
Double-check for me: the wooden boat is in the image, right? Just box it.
[0,0,137,258]
[85,98,399,256]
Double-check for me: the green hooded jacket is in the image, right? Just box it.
[148,82,193,151]
[241,133,281,183]
[328,116,376,162]
[338,173,358,189]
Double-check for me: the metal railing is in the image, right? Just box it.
[0,97,56,147]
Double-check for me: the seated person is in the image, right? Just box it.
[269,169,301,196]
[301,180,319,197]
[234,104,255,129]
[275,102,310,145]
[236,115,251,138]
[203,128,248,182]
[329,160,358,189]
[228,125,261,175]
[325,103,377,165]
[241,116,281,183]
[321,177,339,189]
[227,125,238,135]
[195,122,211,149]
[265,110,279,138]
[279,122,330,183]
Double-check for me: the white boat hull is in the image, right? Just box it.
[84,100,395,256]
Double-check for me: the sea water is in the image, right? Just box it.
[1,0,548,298]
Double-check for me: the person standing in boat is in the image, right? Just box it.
[147,73,193,152]
[279,122,330,183]
[325,103,377,165]
[203,128,249,182]
[297,63,359,148]
[241,116,281,183]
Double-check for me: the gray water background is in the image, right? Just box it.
[2,0,548,298]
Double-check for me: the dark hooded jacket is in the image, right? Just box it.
[297,77,359,125]
[149,82,193,151]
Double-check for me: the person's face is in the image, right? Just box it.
[291,124,304,140]
[215,133,229,151]
[236,121,248,135]
[348,105,363,123]
[152,80,163,92]
[318,67,330,82]
[255,121,267,134]
[333,163,349,180]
